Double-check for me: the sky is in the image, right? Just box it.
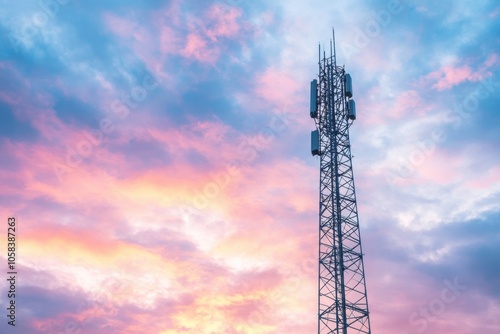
[0,0,499,333]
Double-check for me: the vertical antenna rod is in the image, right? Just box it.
[333,28,337,67]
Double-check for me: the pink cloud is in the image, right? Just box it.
[254,67,302,107]
[466,165,500,189]
[432,65,484,90]
[389,146,500,191]
[404,148,463,185]
[420,55,497,91]
[179,4,243,64]
[483,53,498,68]
[388,89,434,119]
[204,3,242,41]
[180,32,220,63]
[104,13,162,70]
[385,148,464,188]
[103,1,249,75]
[104,14,138,37]
[160,25,184,55]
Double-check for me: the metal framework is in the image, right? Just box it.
[310,35,371,334]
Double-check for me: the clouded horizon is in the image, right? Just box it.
[0,0,499,333]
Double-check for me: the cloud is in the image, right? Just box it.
[423,64,488,91]
[0,0,499,333]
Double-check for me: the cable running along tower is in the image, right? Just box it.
[310,32,372,334]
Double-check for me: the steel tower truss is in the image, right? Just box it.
[311,41,371,334]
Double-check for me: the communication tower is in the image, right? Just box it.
[310,31,372,334]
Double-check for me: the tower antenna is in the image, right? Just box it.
[333,28,337,67]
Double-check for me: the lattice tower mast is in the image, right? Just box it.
[309,31,372,334]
